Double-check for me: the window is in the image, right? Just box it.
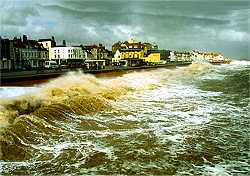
[46,43,48,46]
[68,54,71,58]
[55,55,57,58]
[58,55,60,58]
[58,50,59,53]
[68,49,70,53]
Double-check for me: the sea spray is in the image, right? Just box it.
[0,63,217,130]
[0,62,249,174]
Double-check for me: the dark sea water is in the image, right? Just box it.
[0,61,249,175]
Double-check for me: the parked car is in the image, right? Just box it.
[44,61,59,69]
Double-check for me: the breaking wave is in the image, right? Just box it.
[0,61,249,175]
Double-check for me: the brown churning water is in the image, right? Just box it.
[0,62,249,175]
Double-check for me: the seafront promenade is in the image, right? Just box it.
[0,61,191,83]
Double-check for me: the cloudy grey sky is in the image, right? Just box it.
[0,0,249,59]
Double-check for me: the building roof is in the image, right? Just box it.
[128,39,137,44]
[147,49,161,53]
[81,45,99,50]
[38,39,53,42]
[120,48,143,52]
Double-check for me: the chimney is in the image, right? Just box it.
[23,35,27,44]
[51,36,56,47]
[63,40,66,46]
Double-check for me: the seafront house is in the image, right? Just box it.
[143,42,159,52]
[169,51,192,62]
[1,35,49,71]
[50,46,86,68]
[112,39,147,51]
[16,48,47,69]
[112,49,122,63]
[112,41,122,54]
[0,37,15,71]
[158,50,171,63]
[38,36,56,59]
[81,44,108,60]
[111,39,163,66]
[112,39,145,66]
[120,48,145,66]
[14,35,49,69]
[144,49,171,64]
[191,50,225,63]
[144,50,161,64]
[81,44,111,69]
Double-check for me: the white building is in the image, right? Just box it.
[169,51,176,62]
[191,51,224,63]
[51,47,86,64]
[169,51,192,62]
[112,49,122,63]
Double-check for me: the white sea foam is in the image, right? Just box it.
[230,60,250,66]
[1,62,248,175]
[0,87,38,99]
[201,165,231,176]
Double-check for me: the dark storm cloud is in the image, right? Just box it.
[0,0,249,59]
[42,3,230,26]
[1,4,39,26]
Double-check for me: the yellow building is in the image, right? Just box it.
[120,48,144,59]
[144,53,161,63]
[119,48,144,66]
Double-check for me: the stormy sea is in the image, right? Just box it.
[0,61,249,175]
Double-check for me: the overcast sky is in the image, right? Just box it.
[0,0,249,59]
